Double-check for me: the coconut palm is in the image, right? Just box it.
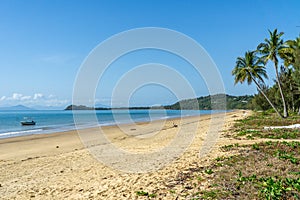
[284,36,300,66]
[285,36,300,115]
[232,51,283,118]
[257,29,289,118]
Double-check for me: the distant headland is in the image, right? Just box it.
[65,94,253,110]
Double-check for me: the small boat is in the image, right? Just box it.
[21,121,36,126]
[21,117,36,126]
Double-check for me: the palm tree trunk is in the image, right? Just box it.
[291,93,295,113]
[274,62,288,117]
[252,77,283,118]
[291,84,295,112]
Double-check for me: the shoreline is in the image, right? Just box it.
[0,109,230,140]
[0,112,220,160]
[0,109,249,199]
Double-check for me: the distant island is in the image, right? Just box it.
[0,105,35,111]
[65,94,253,110]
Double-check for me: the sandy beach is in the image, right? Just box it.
[0,110,249,199]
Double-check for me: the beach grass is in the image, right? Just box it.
[231,112,300,140]
[182,111,300,199]
[191,141,300,199]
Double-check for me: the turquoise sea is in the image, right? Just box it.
[0,109,225,139]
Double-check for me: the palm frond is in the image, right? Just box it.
[232,51,267,86]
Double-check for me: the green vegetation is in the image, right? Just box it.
[257,29,289,117]
[164,94,253,110]
[204,169,214,175]
[198,141,300,199]
[232,51,282,117]
[175,111,300,199]
[231,112,300,140]
[64,105,96,110]
[232,29,300,118]
[135,190,157,198]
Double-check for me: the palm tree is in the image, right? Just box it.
[285,36,300,115]
[285,36,300,79]
[232,51,283,118]
[284,36,300,66]
[257,29,289,118]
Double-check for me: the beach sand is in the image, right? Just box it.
[0,110,249,199]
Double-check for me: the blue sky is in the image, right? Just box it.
[0,0,299,108]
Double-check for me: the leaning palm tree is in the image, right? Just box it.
[232,51,283,118]
[257,29,288,118]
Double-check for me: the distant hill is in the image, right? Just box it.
[0,105,35,111]
[164,94,253,110]
[66,94,253,110]
[64,105,95,110]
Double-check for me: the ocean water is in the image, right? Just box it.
[0,109,224,139]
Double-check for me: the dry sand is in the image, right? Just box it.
[0,110,250,199]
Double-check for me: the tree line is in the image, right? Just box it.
[232,29,300,118]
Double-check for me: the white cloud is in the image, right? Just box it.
[20,95,31,100]
[0,92,69,108]
[33,93,44,100]
[12,93,22,100]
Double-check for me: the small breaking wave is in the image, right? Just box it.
[0,129,44,138]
